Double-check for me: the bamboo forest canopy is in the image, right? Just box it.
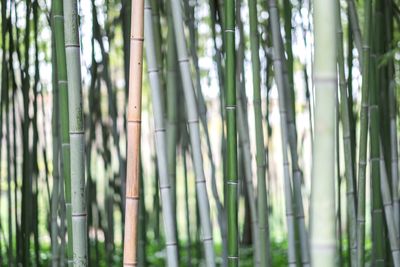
[0,0,400,266]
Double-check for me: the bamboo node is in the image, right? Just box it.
[130,37,144,42]
[147,68,159,73]
[178,58,189,63]
[154,128,166,133]
[187,119,199,124]
[65,43,80,48]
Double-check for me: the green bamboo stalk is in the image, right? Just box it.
[20,1,32,264]
[225,0,238,266]
[236,3,261,264]
[346,0,363,64]
[63,0,87,264]
[144,1,179,265]
[310,0,337,266]
[379,145,400,266]
[1,2,13,265]
[336,102,343,267]
[336,2,357,266]
[356,0,372,264]
[247,0,271,266]
[51,14,60,264]
[169,0,216,265]
[52,0,73,265]
[268,0,297,265]
[370,53,385,267]
[386,0,399,238]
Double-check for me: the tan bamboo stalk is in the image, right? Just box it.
[123,0,144,266]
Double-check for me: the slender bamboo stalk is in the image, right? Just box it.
[63,0,87,264]
[122,0,144,265]
[356,0,372,264]
[346,0,363,64]
[247,0,271,265]
[144,1,179,265]
[268,0,297,265]
[169,0,216,265]
[182,145,192,267]
[370,53,386,267]
[236,3,261,264]
[224,0,238,266]
[379,144,400,266]
[336,3,357,266]
[51,20,60,265]
[280,36,310,267]
[52,0,73,265]
[383,0,399,238]
[310,0,337,266]
[185,2,229,263]
[165,1,177,194]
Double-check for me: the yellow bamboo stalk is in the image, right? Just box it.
[123,0,144,266]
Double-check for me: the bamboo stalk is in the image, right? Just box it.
[51,21,60,266]
[370,52,386,267]
[346,0,363,64]
[63,0,87,264]
[247,0,271,265]
[268,0,297,265]
[53,0,73,265]
[169,0,216,265]
[336,2,357,266]
[236,3,261,264]
[225,0,238,266]
[356,0,372,264]
[280,36,310,267]
[310,0,337,266]
[144,1,179,265]
[122,0,144,265]
[379,144,400,266]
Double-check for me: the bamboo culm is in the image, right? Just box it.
[336,2,357,266]
[63,0,87,264]
[379,144,400,266]
[310,0,337,265]
[356,0,372,264]
[144,1,179,265]
[236,4,261,264]
[247,0,271,265]
[122,0,144,265]
[225,0,238,266]
[169,0,216,265]
[268,0,297,265]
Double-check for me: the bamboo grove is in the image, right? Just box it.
[0,0,400,266]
